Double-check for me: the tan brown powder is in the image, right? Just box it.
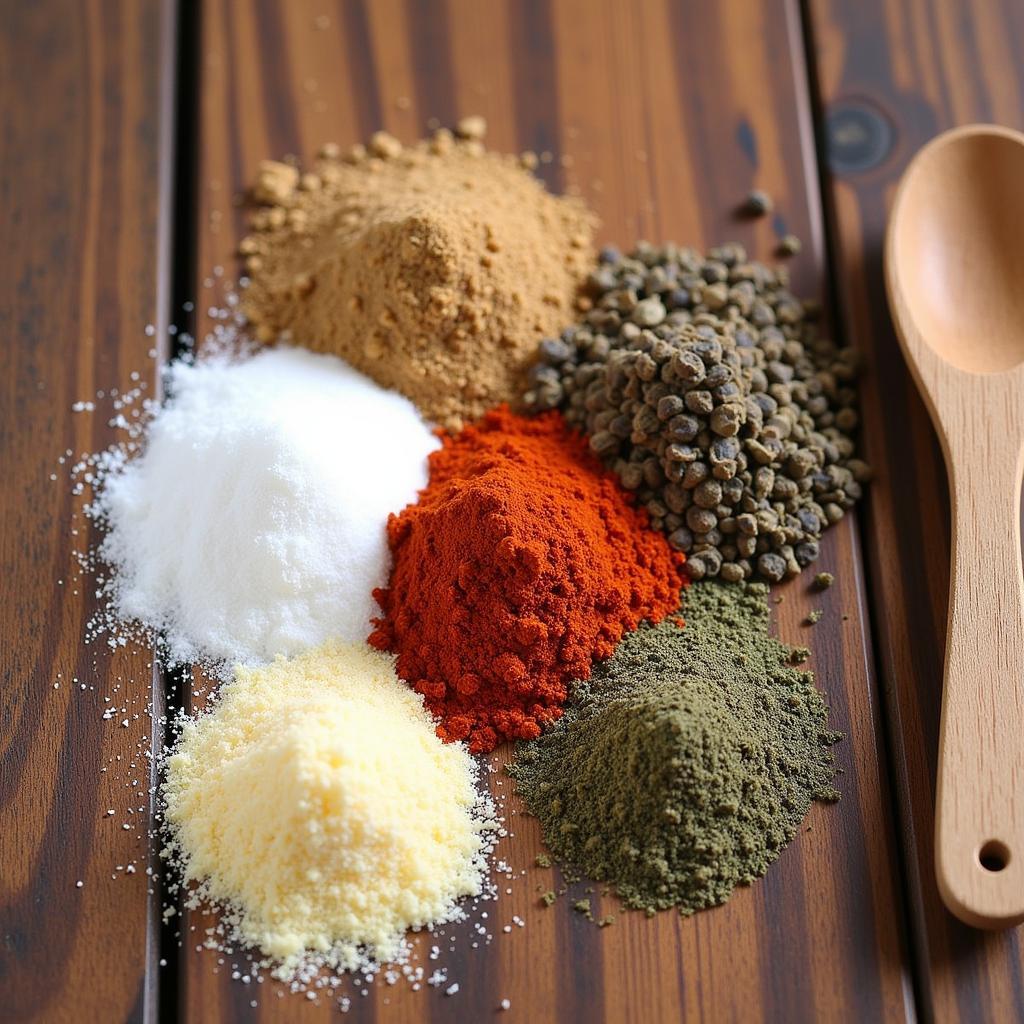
[240,124,596,430]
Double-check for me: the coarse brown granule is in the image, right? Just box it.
[240,123,596,431]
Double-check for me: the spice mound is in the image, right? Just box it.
[526,242,870,581]
[241,124,596,431]
[369,406,686,754]
[97,346,437,670]
[161,641,495,978]
[509,580,841,916]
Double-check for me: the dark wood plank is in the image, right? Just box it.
[183,1,912,1020]
[0,1,175,1021]
[804,0,1024,1020]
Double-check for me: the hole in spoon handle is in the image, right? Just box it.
[978,840,1011,873]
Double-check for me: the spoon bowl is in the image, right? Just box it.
[891,127,1024,373]
[886,124,1024,930]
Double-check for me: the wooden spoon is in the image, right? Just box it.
[886,124,1024,929]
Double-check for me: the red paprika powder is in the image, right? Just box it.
[369,407,686,753]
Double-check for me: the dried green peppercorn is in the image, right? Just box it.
[741,189,774,217]
[777,234,802,257]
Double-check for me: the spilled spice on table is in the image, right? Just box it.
[161,641,496,979]
[370,406,685,753]
[509,579,841,916]
[241,122,595,431]
[526,242,870,582]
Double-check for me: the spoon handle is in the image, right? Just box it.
[936,427,1024,929]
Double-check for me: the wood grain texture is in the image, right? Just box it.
[183,2,912,1021]
[0,1,174,1022]
[885,124,1024,930]
[805,0,1024,1016]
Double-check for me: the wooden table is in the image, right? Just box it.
[2,1,1023,1021]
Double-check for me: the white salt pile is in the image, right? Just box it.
[96,346,438,670]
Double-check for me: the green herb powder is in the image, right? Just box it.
[508,580,841,916]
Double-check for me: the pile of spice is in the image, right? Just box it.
[96,346,437,669]
[161,641,496,978]
[241,120,596,431]
[369,406,685,753]
[509,580,841,916]
[525,242,869,581]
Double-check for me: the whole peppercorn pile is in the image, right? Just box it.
[525,242,869,582]
[369,406,685,753]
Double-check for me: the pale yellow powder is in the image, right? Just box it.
[161,641,494,976]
